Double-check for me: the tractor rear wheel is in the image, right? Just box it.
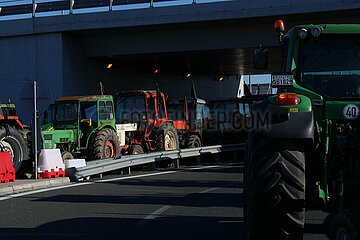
[245,133,305,240]
[155,122,179,151]
[130,145,144,155]
[89,128,120,160]
[0,124,28,177]
[187,134,201,148]
[61,151,74,162]
[330,210,360,240]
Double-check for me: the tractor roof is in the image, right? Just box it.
[286,24,360,39]
[56,95,113,102]
[116,90,158,96]
[168,98,206,105]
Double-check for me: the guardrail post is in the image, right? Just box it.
[148,162,156,170]
[233,151,238,162]
[215,154,220,163]
[196,156,200,165]
[70,0,74,14]
[149,0,154,8]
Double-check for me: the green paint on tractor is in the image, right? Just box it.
[244,22,360,239]
[41,95,120,160]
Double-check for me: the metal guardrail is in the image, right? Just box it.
[0,0,198,18]
[72,143,246,181]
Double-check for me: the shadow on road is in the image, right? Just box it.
[32,191,243,208]
[0,215,245,240]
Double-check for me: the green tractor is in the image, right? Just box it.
[244,22,360,239]
[41,95,121,160]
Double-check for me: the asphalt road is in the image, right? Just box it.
[0,162,330,240]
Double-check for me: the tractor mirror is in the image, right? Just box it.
[254,47,269,69]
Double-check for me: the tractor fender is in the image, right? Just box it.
[0,119,24,129]
[251,94,314,141]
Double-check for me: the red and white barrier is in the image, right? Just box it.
[38,149,65,179]
[0,152,15,183]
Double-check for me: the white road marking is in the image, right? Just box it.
[198,183,237,194]
[0,162,242,201]
[136,205,171,225]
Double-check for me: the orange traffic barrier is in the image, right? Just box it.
[0,152,15,184]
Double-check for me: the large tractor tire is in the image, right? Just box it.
[61,151,74,162]
[155,122,179,151]
[0,124,29,177]
[330,210,360,240]
[89,128,121,160]
[187,134,201,148]
[130,145,144,155]
[244,133,305,240]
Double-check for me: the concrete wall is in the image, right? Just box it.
[0,33,62,124]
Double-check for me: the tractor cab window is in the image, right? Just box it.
[167,103,185,120]
[298,35,360,98]
[116,96,146,123]
[239,103,251,117]
[55,102,78,122]
[147,97,156,120]
[157,95,166,119]
[43,104,55,124]
[99,101,114,120]
[213,102,237,123]
[202,105,211,120]
[80,101,97,122]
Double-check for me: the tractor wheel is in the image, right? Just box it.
[130,145,144,155]
[155,122,179,151]
[0,124,29,177]
[61,151,74,162]
[330,210,360,240]
[89,128,121,160]
[187,134,201,148]
[245,133,305,240]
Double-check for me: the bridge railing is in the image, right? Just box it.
[71,143,246,181]
[0,0,203,18]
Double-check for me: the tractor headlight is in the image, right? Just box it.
[298,28,308,39]
[311,27,321,37]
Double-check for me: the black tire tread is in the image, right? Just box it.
[0,124,29,176]
[88,128,120,160]
[154,122,179,151]
[187,134,201,148]
[330,210,360,240]
[245,133,305,240]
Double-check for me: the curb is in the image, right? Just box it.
[0,177,71,197]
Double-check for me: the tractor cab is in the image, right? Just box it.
[41,95,116,159]
[167,97,210,133]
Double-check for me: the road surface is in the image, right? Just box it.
[0,162,329,239]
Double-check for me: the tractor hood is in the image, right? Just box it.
[41,130,75,149]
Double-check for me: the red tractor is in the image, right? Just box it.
[0,100,29,176]
[115,90,179,155]
[167,97,210,148]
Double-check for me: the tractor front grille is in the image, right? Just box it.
[43,134,52,140]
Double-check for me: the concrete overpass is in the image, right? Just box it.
[0,0,359,123]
